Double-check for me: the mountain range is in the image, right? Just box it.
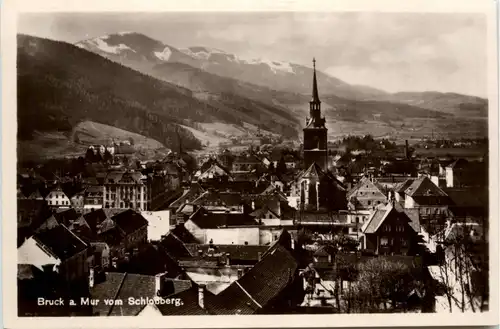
[17,32,488,161]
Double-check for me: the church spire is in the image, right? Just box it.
[311,58,320,104]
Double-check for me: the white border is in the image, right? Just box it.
[2,0,499,328]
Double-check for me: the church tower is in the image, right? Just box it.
[303,58,328,171]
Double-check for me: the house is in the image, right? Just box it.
[191,190,248,214]
[111,209,149,251]
[402,176,450,217]
[90,272,197,316]
[347,176,388,210]
[70,189,85,209]
[445,159,487,188]
[140,210,171,241]
[361,202,421,256]
[184,207,259,244]
[198,162,233,182]
[231,154,263,172]
[209,243,304,314]
[45,185,71,208]
[168,182,205,213]
[84,185,104,209]
[18,224,89,282]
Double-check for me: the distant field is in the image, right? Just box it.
[414,147,487,158]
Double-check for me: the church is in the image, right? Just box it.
[303,58,328,171]
[291,59,347,216]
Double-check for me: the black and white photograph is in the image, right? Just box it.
[2,0,499,327]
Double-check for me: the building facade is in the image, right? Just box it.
[303,59,328,171]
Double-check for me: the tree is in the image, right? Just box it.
[85,148,95,163]
[276,156,287,174]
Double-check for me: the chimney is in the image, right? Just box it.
[89,268,95,288]
[225,253,231,266]
[405,140,409,159]
[237,268,244,279]
[291,238,295,250]
[198,284,205,309]
[155,272,167,296]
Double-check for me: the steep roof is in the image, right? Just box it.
[362,203,420,234]
[33,225,88,261]
[112,209,148,235]
[405,176,447,197]
[211,244,298,314]
[394,178,415,193]
[347,176,387,198]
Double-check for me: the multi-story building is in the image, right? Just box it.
[103,170,149,211]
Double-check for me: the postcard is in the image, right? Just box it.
[2,0,498,328]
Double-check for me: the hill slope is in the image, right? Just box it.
[75,33,387,100]
[365,91,488,118]
[17,34,301,161]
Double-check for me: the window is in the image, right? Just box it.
[56,201,59,205]
[367,201,371,206]
[380,237,389,246]
[401,238,408,247]
[355,217,359,223]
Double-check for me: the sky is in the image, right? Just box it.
[18,12,488,97]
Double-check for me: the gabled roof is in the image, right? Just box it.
[405,176,447,197]
[362,203,420,234]
[53,208,79,226]
[300,162,325,179]
[347,176,387,198]
[395,178,415,194]
[32,224,88,261]
[447,158,469,169]
[112,209,148,235]
[27,189,44,200]
[211,244,298,314]
[249,205,280,219]
[160,232,194,259]
[170,183,205,209]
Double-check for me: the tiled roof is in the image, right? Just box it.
[212,244,298,314]
[104,274,155,316]
[188,210,258,229]
[90,272,127,316]
[112,209,148,235]
[53,208,80,226]
[362,203,420,234]
[33,225,88,261]
[405,177,447,197]
[169,184,205,209]
[170,225,199,244]
[160,232,193,259]
[156,285,213,315]
[394,179,415,193]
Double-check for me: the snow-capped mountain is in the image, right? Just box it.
[74,32,386,99]
[75,32,198,67]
